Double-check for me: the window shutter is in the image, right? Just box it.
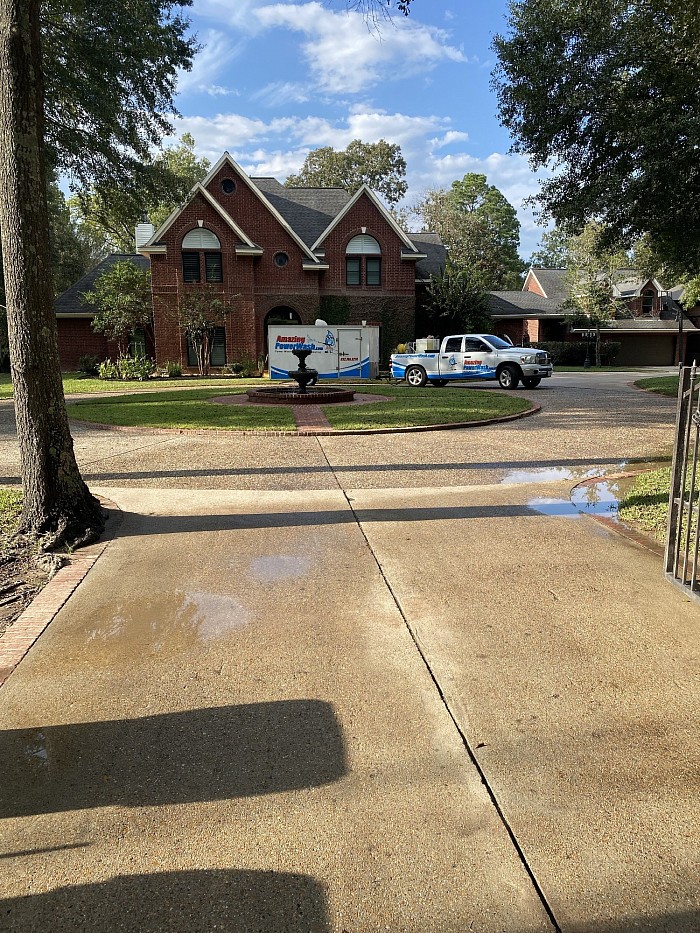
[182,228,221,249]
[205,252,223,283]
[346,235,381,255]
[182,252,200,283]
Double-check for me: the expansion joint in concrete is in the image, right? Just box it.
[313,437,562,932]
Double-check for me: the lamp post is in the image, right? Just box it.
[582,329,596,368]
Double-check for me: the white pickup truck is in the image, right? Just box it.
[390,334,553,389]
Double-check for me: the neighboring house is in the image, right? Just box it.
[488,268,700,365]
[53,152,446,371]
[54,253,152,370]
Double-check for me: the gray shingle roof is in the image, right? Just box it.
[488,291,562,317]
[527,268,568,303]
[251,178,352,248]
[409,232,447,279]
[54,253,150,316]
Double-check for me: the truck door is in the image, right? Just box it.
[440,335,465,377]
[463,336,497,378]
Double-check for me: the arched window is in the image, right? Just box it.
[182,228,223,283]
[346,234,381,287]
[641,289,655,315]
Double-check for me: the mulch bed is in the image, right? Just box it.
[0,530,54,637]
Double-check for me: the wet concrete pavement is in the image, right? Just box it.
[1,371,699,931]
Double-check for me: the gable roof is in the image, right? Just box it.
[310,184,421,254]
[141,152,323,265]
[526,268,569,303]
[55,253,150,316]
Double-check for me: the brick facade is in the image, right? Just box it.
[144,157,424,369]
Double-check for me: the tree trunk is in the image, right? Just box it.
[0,0,104,549]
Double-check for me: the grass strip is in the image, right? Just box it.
[0,372,270,399]
[618,468,670,544]
[67,389,296,432]
[323,384,530,430]
[0,488,22,537]
[634,376,679,397]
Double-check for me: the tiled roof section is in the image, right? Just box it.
[410,232,447,279]
[251,178,352,248]
[528,268,568,303]
[488,291,563,316]
[54,253,150,315]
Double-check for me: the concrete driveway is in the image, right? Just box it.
[0,372,698,932]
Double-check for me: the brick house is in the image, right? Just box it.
[488,268,700,365]
[132,152,444,370]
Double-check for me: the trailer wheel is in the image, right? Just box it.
[522,376,541,389]
[405,365,428,387]
[431,379,448,388]
[498,365,520,389]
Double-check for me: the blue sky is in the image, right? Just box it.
[169,0,549,259]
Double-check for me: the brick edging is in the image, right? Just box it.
[571,471,665,556]
[68,402,540,437]
[0,498,121,688]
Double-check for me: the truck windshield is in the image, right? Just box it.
[484,335,514,349]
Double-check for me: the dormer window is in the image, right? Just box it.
[182,228,223,283]
[642,289,655,315]
[346,234,381,287]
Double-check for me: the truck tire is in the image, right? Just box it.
[498,365,520,389]
[431,379,448,387]
[405,365,428,387]
[522,376,541,389]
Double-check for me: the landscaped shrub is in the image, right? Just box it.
[532,340,621,365]
[164,360,182,377]
[98,359,120,380]
[78,354,100,377]
[117,355,156,381]
[98,355,155,381]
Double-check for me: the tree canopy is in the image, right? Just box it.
[493,0,700,275]
[412,174,524,289]
[83,261,153,344]
[423,266,491,335]
[71,134,211,254]
[285,139,408,205]
[41,0,197,190]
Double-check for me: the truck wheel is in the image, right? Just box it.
[498,365,520,389]
[405,365,428,387]
[522,377,541,389]
[431,379,448,387]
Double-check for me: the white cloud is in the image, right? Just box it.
[252,81,310,107]
[177,29,245,96]
[254,2,465,94]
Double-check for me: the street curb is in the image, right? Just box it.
[572,471,665,556]
[0,498,121,688]
[67,402,541,437]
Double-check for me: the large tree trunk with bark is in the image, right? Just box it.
[0,0,104,549]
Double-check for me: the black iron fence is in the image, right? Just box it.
[665,365,700,599]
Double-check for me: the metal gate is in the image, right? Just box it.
[665,365,700,599]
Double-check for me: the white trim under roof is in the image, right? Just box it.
[400,251,427,261]
[235,246,264,257]
[310,184,420,254]
[302,262,330,271]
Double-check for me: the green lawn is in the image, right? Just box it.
[67,389,296,431]
[0,488,22,535]
[65,383,532,432]
[634,375,679,397]
[618,468,670,544]
[323,384,530,430]
[0,372,268,399]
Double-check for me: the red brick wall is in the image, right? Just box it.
[56,318,110,371]
[523,270,546,297]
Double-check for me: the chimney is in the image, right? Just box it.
[135,217,155,249]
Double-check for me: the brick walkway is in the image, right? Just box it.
[291,404,332,433]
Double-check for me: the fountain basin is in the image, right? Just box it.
[246,386,355,405]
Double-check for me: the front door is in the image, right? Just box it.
[338,328,362,377]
